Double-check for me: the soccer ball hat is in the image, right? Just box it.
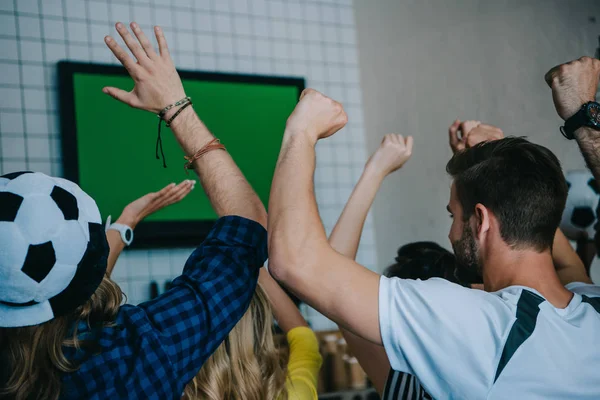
[0,171,108,327]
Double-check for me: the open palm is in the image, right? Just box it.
[120,180,195,228]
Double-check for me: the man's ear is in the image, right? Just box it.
[474,203,490,240]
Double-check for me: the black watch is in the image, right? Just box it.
[561,101,600,140]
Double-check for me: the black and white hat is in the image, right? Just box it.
[0,171,108,327]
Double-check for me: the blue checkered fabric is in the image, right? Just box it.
[60,216,267,400]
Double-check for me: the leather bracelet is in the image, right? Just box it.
[183,138,226,173]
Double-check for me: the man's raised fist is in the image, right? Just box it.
[286,89,348,142]
[545,56,600,120]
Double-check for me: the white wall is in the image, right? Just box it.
[355,0,600,270]
[0,0,376,318]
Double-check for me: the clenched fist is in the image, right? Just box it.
[544,56,600,120]
[449,120,503,153]
[365,134,414,177]
[286,89,348,142]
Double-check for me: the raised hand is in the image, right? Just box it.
[449,120,503,153]
[103,22,186,114]
[118,180,195,228]
[285,89,348,142]
[365,134,414,177]
[544,56,600,120]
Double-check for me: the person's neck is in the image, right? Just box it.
[482,247,573,309]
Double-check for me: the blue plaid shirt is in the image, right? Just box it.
[60,216,267,399]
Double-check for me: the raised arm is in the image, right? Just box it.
[328,134,412,394]
[545,57,600,183]
[258,268,308,332]
[103,22,266,227]
[330,134,413,258]
[103,23,269,390]
[106,180,194,276]
[268,89,382,345]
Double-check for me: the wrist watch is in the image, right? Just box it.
[105,215,134,246]
[561,101,600,140]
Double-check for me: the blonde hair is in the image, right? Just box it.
[185,283,289,400]
[0,275,123,400]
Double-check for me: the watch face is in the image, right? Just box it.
[125,229,132,241]
[586,102,600,127]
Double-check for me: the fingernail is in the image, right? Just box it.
[116,22,123,29]
[105,36,112,43]
[131,22,138,29]
[155,26,161,32]
[102,88,109,94]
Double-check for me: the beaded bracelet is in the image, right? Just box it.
[158,96,191,119]
[155,97,193,168]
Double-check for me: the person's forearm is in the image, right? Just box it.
[259,268,308,333]
[106,230,125,277]
[329,167,384,259]
[553,229,592,284]
[268,130,382,344]
[167,106,266,227]
[105,214,138,277]
[268,130,329,280]
[575,127,600,183]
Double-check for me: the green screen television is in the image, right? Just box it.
[59,62,304,248]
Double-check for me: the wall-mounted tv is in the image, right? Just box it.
[59,61,304,248]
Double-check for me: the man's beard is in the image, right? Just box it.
[451,223,482,280]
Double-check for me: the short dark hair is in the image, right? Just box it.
[384,241,482,286]
[446,137,567,252]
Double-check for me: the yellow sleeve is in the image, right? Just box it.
[284,326,323,400]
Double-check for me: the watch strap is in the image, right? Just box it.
[562,104,588,140]
[562,102,600,140]
[106,217,134,246]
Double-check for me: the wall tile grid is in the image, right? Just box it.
[0,0,376,329]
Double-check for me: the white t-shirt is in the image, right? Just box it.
[379,277,600,399]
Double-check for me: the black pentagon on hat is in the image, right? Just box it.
[21,241,56,283]
[0,192,24,222]
[571,207,596,228]
[48,222,108,319]
[1,171,33,180]
[50,186,79,220]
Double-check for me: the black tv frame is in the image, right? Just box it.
[59,61,305,249]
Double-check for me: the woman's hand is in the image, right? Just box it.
[117,180,195,228]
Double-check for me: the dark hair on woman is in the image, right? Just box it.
[383,241,482,287]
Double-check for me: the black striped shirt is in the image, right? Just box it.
[382,369,433,400]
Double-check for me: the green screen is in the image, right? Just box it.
[72,73,299,222]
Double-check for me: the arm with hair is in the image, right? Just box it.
[545,58,600,183]
[102,23,268,387]
[328,134,413,394]
[269,90,382,345]
[103,22,266,227]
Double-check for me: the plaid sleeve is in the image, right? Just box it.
[135,216,267,389]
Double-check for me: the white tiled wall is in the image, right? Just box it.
[0,0,377,325]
